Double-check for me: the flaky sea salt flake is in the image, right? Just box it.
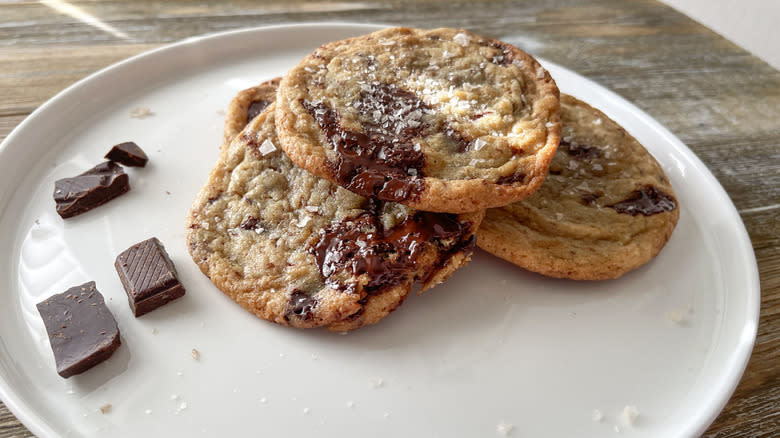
[130,107,153,119]
[621,405,639,426]
[259,139,277,156]
[453,32,470,46]
[496,422,514,436]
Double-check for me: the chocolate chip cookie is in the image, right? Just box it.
[187,85,482,330]
[477,95,679,280]
[275,27,561,213]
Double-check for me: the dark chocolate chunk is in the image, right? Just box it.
[311,200,474,295]
[247,99,271,123]
[496,172,527,185]
[485,40,514,66]
[36,281,121,378]
[581,192,603,205]
[105,141,148,167]
[239,216,262,230]
[561,140,601,159]
[114,237,185,317]
[302,83,476,201]
[286,290,318,321]
[608,186,677,216]
[53,161,130,219]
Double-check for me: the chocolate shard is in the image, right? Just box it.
[115,237,186,317]
[105,141,148,167]
[36,281,121,378]
[53,161,130,219]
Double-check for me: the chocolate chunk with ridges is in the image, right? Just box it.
[105,141,148,167]
[609,186,677,216]
[286,290,318,321]
[115,237,186,317]
[247,99,271,123]
[311,200,474,295]
[36,281,121,378]
[53,161,130,219]
[561,140,601,159]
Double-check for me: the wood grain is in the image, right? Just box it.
[1,1,778,436]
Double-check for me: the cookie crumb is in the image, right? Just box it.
[216,109,226,116]
[666,310,685,325]
[496,422,514,436]
[191,348,200,360]
[621,405,639,426]
[592,409,603,422]
[130,107,154,119]
[151,328,158,334]
[99,404,112,414]
[303,407,310,415]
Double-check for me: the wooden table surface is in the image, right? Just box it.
[1,1,777,436]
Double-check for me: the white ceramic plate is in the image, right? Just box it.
[0,23,759,438]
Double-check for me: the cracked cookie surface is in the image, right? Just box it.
[275,27,561,213]
[187,84,482,330]
[477,94,679,280]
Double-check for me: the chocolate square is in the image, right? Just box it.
[115,237,185,317]
[36,282,121,378]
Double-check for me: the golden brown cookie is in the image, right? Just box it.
[275,27,561,213]
[187,86,482,331]
[477,95,679,280]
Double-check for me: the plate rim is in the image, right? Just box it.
[0,22,760,438]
